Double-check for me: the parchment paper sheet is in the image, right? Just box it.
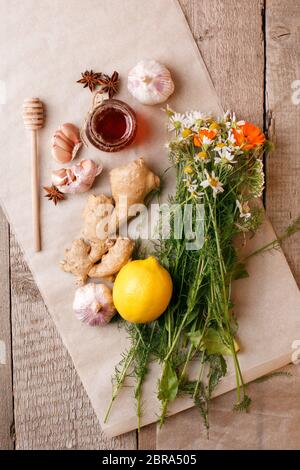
[0,0,300,439]
[157,363,300,450]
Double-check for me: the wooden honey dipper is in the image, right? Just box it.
[23,98,45,252]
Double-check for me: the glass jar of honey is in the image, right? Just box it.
[85,99,137,152]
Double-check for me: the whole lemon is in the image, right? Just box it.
[113,256,173,323]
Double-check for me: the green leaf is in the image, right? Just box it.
[187,330,203,348]
[233,394,252,412]
[158,362,178,402]
[208,355,227,394]
[188,328,238,356]
[202,329,232,356]
[160,254,170,270]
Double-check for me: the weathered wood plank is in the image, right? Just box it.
[265,0,300,283]
[9,232,136,449]
[140,0,265,449]
[138,424,156,450]
[0,207,14,450]
[180,0,265,126]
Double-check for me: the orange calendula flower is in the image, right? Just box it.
[194,129,217,147]
[232,122,265,150]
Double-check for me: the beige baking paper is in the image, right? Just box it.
[156,363,300,450]
[0,0,300,439]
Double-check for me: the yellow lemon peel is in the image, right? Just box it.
[113,256,173,323]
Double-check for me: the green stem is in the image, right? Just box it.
[165,258,205,362]
[164,309,191,362]
[160,399,169,428]
[179,343,194,384]
[206,193,246,402]
[136,376,143,432]
[192,351,205,400]
[135,326,155,432]
[104,337,141,423]
[179,312,211,385]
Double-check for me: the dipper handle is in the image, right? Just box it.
[31,130,41,251]
[23,98,45,252]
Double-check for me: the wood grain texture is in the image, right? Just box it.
[265,0,300,284]
[179,0,265,127]
[0,208,14,450]
[138,424,156,450]
[9,232,136,449]
[139,0,266,450]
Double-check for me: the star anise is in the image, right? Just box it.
[43,185,65,205]
[77,70,102,92]
[97,71,119,98]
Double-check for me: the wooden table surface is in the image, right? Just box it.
[1,0,300,450]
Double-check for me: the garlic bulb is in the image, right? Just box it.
[51,123,82,163]
[127,59,174,105]
[52,159,102,193]
[73,283,116,326]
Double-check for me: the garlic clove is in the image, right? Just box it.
[52,131,74,152]
[60,123,82,145]
[128,59,175,105]
[52,146,74,164]
[51,168,68,187]
[51,159,102,194]
[73,283,116,326]
[51,123,82,163]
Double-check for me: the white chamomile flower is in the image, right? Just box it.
[188,111,211,130]
[224,110,230,120]
[168,112,186,131]
[237,120,245,126]
[194,111,208,120]
[194,151,211,163]
[200,170,224,198]
[182,113,196,129]
[236,200,251,219]
[183,177,204,198]
[215,147,237,164]
[224,111,238,128]
[227,130,236,144]
[188,185,198,194]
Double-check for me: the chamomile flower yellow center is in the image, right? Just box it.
[197,151,208,160]
[209,122,220,130]
[184,165,193,174]
[208,176,219,188]
[182,128,193,138]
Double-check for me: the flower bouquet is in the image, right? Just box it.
[105,109,278,430]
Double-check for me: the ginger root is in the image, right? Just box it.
[60,158,160,284]
[82,194,114,241]
[109,157,160,227]
[60,239,99,285]
[89,238,135,279]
